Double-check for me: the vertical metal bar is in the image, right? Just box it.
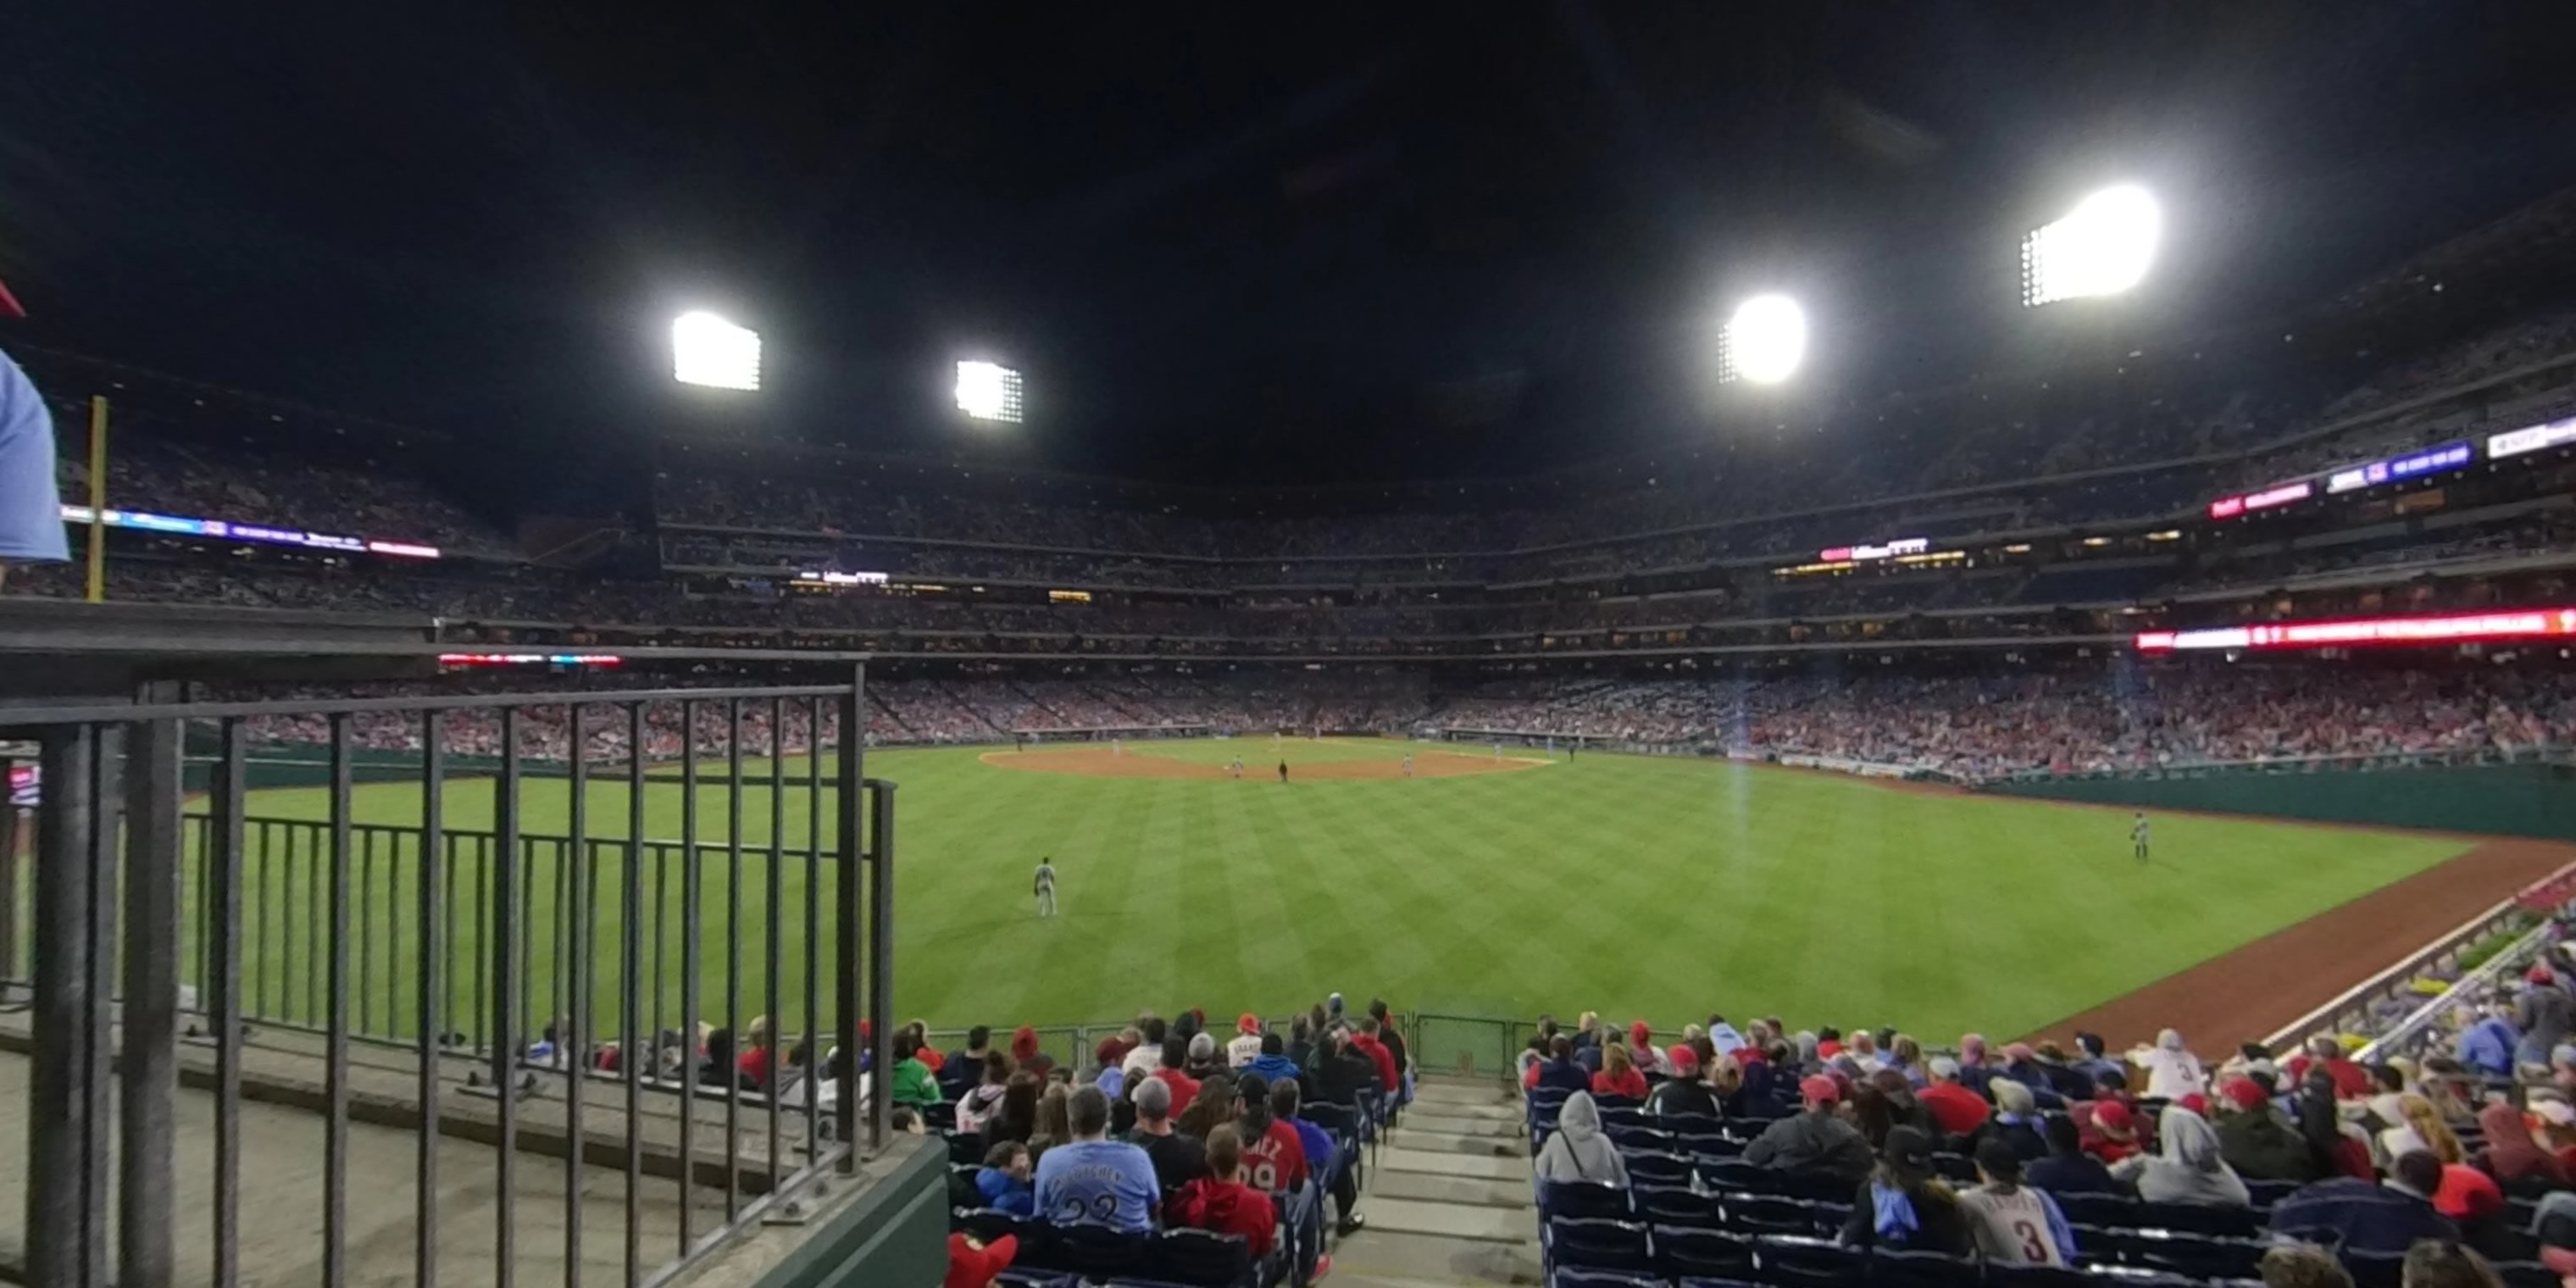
[519,820,535,1072]
[360,826,378,1035]
[0,756,18,992]
[80,727,121,1279]
[495,706,525,1288]
[254,819,272,1021]
[865,778,894,1152]
[419,713,445,1288]
[120,704,185,1288]
[764,697,785,1194]
[835,672,864,1160]
[444,829,461,1046]
[677,699,702,1256]
[210,721,247,1288]
[724,698,743,1220]
[307,811,321,1026]
[802,698,824,1167]
[27,726,102,1288]
[564,707,590,1288]
[475,833,491,1052]
[325,714,354,1288]
[623,703,647,1288]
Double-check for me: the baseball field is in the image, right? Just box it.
[185,735,2568,1058]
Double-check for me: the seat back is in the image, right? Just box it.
[1539,1180,1631,1222]
[2134,1200,2257,1238]
[1750,1235,1862,1288]
[1149,1228,1253,1288]
[1546,1217,1653,1274]
[1042,1222,1150,1280]
[1631,1185,1720,1229]
[1622,1150,1693,1188]
[1870,1248,1983,1288]
[1652,1226,1756,1281]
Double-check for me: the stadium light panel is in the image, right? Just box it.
[956,360,1025,423]
[1718,295,1807,386]
[671,312,761,390]
[2020,184,2161,306]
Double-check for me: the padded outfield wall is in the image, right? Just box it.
[1979,758,2576,841]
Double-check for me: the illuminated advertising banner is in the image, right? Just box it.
[58,504,441,559]
[794,569,890,586]
[2324,441,2472,494]
[2135,607,2576,653]
[437,652,622,668]
[1816,537,1929,563]
[2206,480,2312,520]
[2489,415,2576,460]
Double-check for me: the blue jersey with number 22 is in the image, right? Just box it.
[1034,1140,1158,1233]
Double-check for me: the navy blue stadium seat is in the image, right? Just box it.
[994,1271,1077,1288]
[1630,1184,1721,1229]
[1718,1196,1820,1237]
[1985,1266,2093,1288]
[1767,1169,1861,1204]
[1870,1248,1982,1288]
[2496,1262,2559,1288]
[1146,1229,1255,1288]
[1043,1223,1152,1280]
[2244,1178,2301,1211]
[2131,1200,2257,1238]
[1604,1124,1671,1153]
[1675,1279,1766,1288]
[1621,1150,1693,1188]
[1598,1106,1647,1131]
[1695,1158,1766,1193]
[1546,1218,1653,1275]
[2052,1193,2138,1229]
[2344,1249,2406,1288]
[1594,1095,1644,1115]
[2113,1232,2267,1280]
[1926,1152,1976,1184]
[1657,1111,1722,1135]
[1548,1270,1660,1288]
[924,1101,960,1132]
[1678,1131,1741,1158]
[948,1130,990,1165]
[1539,1180,1630,1222]
[958,1208,1047,1249]
[1653,1226,1757,1281]
[1752,1235,1863,1288]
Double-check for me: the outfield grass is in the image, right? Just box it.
[200,737,2470,1049]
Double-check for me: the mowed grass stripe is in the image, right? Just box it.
[200,740,2472,1043]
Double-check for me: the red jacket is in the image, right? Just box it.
[1349,1033,1399,1092]
[1242,1119,1309,1191]
[1919,1081,1991,1138]
[1171,1177,1276,1258]
[1152,1068,1202,1119]
[944,1233,1017,1288]
[1591,1069,1648,1100]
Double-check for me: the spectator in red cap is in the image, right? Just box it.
[2213,1076,2317,1181]
[1626,1020,1669,1078]
[2076,1098,2142,1164]
[1226,1013,1264,1069]
[1009,1025,1056,1079]
[1742,1074,1873,1181]
[0,278,68,588]
[1646,1046,1720,1120]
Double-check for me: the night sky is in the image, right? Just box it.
[6,3,2576,499]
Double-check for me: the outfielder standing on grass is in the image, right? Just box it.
[1033,856,1058,917]
[2130,813,2150,865]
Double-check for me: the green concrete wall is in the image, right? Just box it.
[751,1139,947,1288]
[1981,760,2576,841]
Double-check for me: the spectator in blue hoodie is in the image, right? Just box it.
[1272,1078,1363,1235]
[975,1141,1035,1216]
[2458,999,2522,1080]
[1245,1032,1303,1088]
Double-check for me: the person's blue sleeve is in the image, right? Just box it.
[0,351,69,562]
[2040,1191,2079,1264]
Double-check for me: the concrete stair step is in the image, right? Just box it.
[1350,1197,1535,1245]
[1330,1229,1544,1285]
[1377,1148,1527,1180]
[1365,1170,1535,1209]
[1389,1130,1527,1159]
[1407,1080,1519,1111]
[1398,1111,1521,1137]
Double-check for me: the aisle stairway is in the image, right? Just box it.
[1332,1076,1541,1288]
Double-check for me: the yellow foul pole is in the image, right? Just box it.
[84,396,108,602]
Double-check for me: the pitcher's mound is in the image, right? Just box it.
[980,747,1548,780]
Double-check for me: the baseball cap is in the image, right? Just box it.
[2003,1042,2036,1063]
[2178,1093,2210,1117]
[2222,1078,2268,1112]
[1974,1136,2024,1180]
[2532,965,2557,984]
[1799,1074,1840,1105]
[1670,1046,1701,1075]
[1928,1056,1960,1080]
[2538,1098,2576,1127]
[1238,1013,1262,1035]
[1629,1020,1652,1046]
[2092,1100,2135,1137]
[0,278,23,319]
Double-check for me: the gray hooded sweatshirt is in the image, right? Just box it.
[2112,1106,2251,1208]
[1537,1091,1631,1187]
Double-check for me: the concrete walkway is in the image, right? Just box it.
[1330,1076,1540,1288]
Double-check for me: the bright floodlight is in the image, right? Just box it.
[2021,185,2161,306]
[671,312,761,390]
[956,360,1024,423]
[1718,295,1807,386]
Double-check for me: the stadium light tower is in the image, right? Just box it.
[2021,184,2162,307]
[670,312,762,390]
[1717,294,1807,386]
[955,360,1024,423]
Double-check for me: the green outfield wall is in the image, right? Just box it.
[1980,759,2576,841]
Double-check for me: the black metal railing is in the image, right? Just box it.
[0,675,899,1288]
